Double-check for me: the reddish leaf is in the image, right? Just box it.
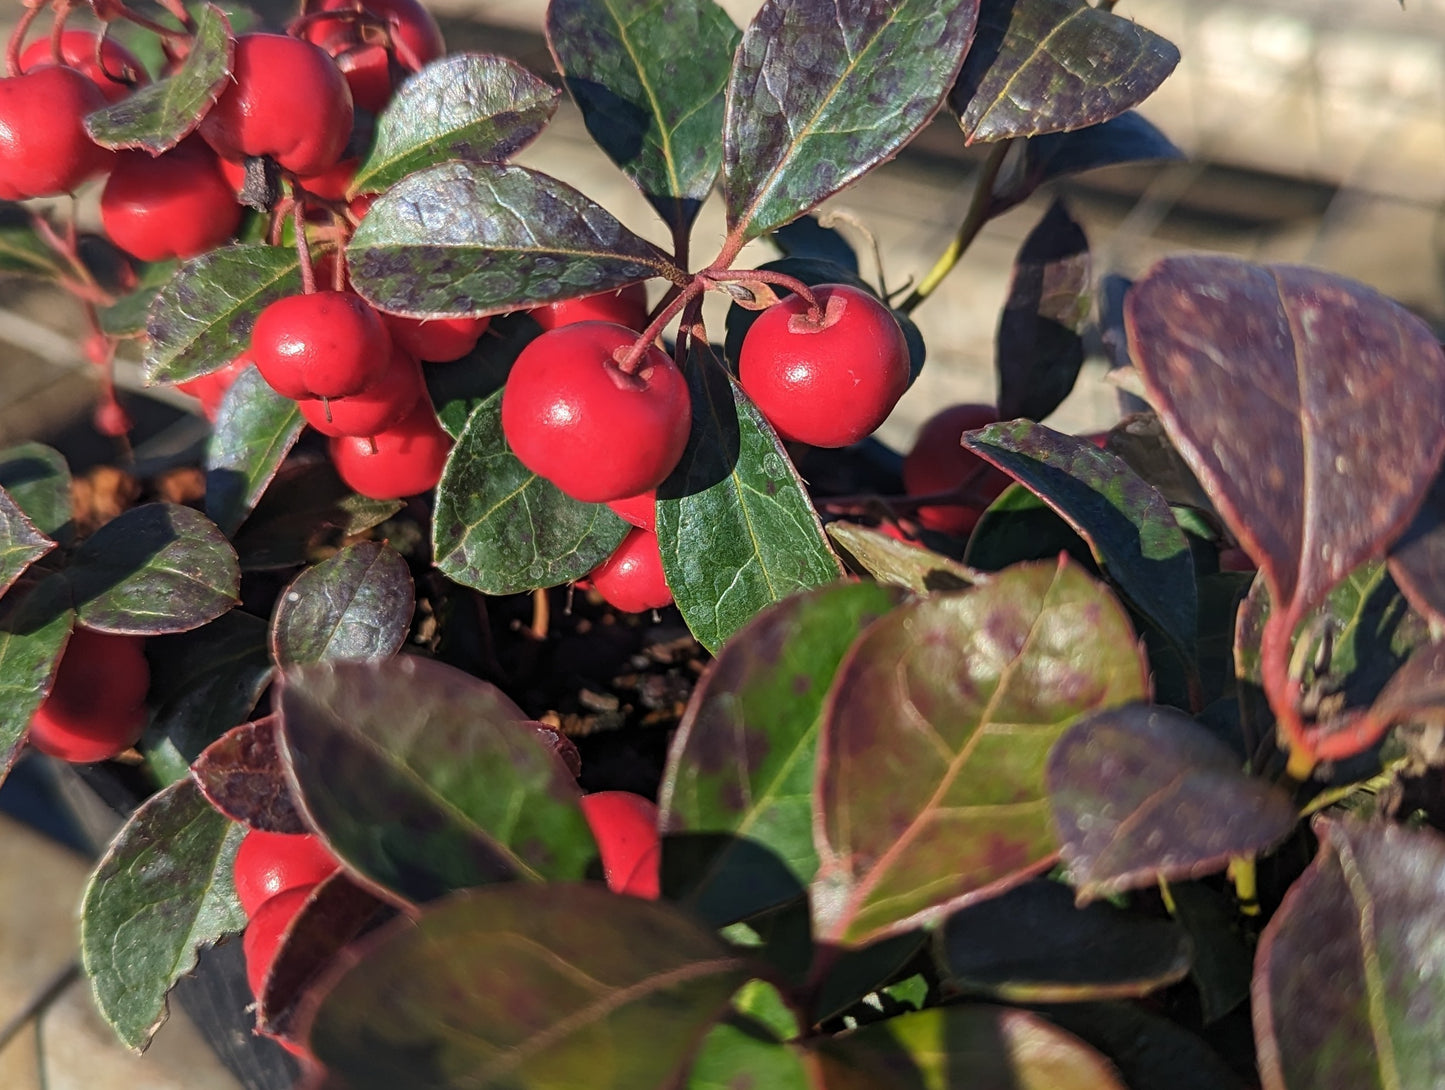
[1388,467,1445,628]
[191,717,306,834]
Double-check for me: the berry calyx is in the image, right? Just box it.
[243,886,313,999]
[233,830,341,918]
[251,291,392,400]
[328,402,452,499]
[579,791,660,899]
[28,627,149,763]
[501,322,691,503]
[531,283,649,333]
[382,313,490,363]
[298,346,423,437]
[901,403,1011,536]
[0,66,112,200]
[738,283,909,448]
[19,30,147,102]
[100,138,242,262]
[588,527,672,613]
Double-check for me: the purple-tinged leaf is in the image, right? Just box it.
[1103,412,1213,516]
[353,54,560,195]
[0,488,53,599]
[269,541,414,666]
[723,0,979,241]
[995,200,1091,423]
[1388,466,1445,628]
[1047,704,1297,902]
[346,162,677,318]
[951,0,1180,144]
[548,0,740,234]
[64,503,240,636]
[0,442,71,544]
[302,884,753,1089]
[1125,256,1445,637]
[826,522,979,594]
[278,656,594,903]
[80,777,247,1051]
[813,556,1148,946]
[659,582,903,886]
[964,420,1196,654]
[0,581,72,788]
[191,717,306,834]
[937,878,1191,1002]
[204,365,305,537]
[1368,640,1445,732]
[1254,817,1445,1090]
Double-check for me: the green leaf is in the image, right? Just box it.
[270,541,414,665]
[98,259,179,337]
[965,484,1095,573]
[144,243,302,385]
[0,216,68,280]
[84,4,233,153]
[657,346,841,653]
[64,503,240,635]
[204,365,305,537]
[659,581,901,886]
[547,0,740,234]
[278,656,594,902]
[826,522,978,594]
[0,584,73,786]
[306,884,752,1090]
[1039,1003,1246,1090]
[0,442,71,543]
[724,0,979,240]
[353,53,560,195]
[688,1020,811,1089]
[426,311,539,438]
[813,557,1148,946]
[432,390,628,594]
[0,488,53,598]
[80,777,246,1051]
[951,0,1180,143]
[346,162,675,318]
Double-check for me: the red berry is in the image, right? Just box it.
[233,830,340,918]
[604,489,655,532]
[579,791,660,899]
[28,627,148,763]
[243,886,313,999]
[19,30,147,102]
[100,138,241,261]
[303,0,444,113]
[176,352,252,421]
[299,156,358,202]
[251,291,392,400]
[329,402,452,499]
[588,527,672,613]
[199,34,353,176]
[382,313,490,362]
[531,283,648,333]
[739,284,909,448]
[501,322,690,503]
[298,346,423,437]
[0,66,112,200]
[901,404,1012,536]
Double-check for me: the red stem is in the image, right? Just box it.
[614,278,705,375]
[6,3,46,77]
[1259,609,1314,777]
[293,198,317,294]
[49,2,72,63]
[703,267,822,317]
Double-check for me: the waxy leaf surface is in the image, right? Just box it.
[306,884,752,1090]
[433,390,628,594]
[1047,704,1297,901]
[723,0,979,240]
[814,557,1148,945]
[347,162,673,317]
[657,347,841,653]
[0,488,52,598]
[205,366,305,537]
[354,53,560,194]
[0,584,72,787]
[1126,256,1445,632]
[80,777,246,1050]
[0,442,71,543]
[191,717,306,834]
[951,0,1179,143]
[660,581,902,885]
[270,541,414,666]
[826,522,978,593]
[278,656,593,903]
[548,0,740,233]
[1254,818,1445,1090]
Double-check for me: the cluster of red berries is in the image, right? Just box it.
[27,627,149,763]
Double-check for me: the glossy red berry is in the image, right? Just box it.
[233,830,340,918]
[501,322,690,503]
[382,313,490,362]
[19,30,147,102]
[0,66,112,200]
[199,34,353,176]
[243,886,313,999]
[303,0,444,113]
[298,346,423,437]
[604,489,655,532]
[588,528,672,613]
[531,283,648,333]
[329,402,452,499]
[28,627,148,763]
[579,791,660,899]
[100,139,241,261]
[176,352,252,421]
[901,403,1012,536]
[251,291,391,400]
[738,284,909,448]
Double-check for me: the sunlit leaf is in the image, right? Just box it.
[191,716,306,834]
[270,541,414,666]
[205,366,305,537]
[0,488,53,599]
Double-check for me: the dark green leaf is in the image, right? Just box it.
[0,442,71,543]
[353,54,560,195]
[0,584,73,786]
[814,557,1148,945]
[426,311,539,438]
[937,878,1191,1002]
[204,365,305,537]
[660,833,808,931]
[84,4,233,153]
[0,488,53,598]
[688,1020,811,1089]
[98,259,179,337]
[305,884,752,1089]
[964,483,1095,573]
[995,200,1091,422]
[657,346,841,653]
[0,216,68,280]
[826,522,978,594]
[723,0,979,239]
[1255,817,1445,1090]
[1047,703,1298,901]
[1041,1002,1247,1090]
[548,0,740,234]
[964,420,1196,654]
[80,777,246,1050]
[432,390,628,594]
[811,930,927,1023]
[1167,881,1252,1024]
[1103,412,1215,522]
[278,656,594,902]
[770,215,860,273]
[270,541,414,665]
[190,716,305,834]
[346,162,675,317]
[64,503,240,635]
[144,243,302,384]
[659,582,902,885]
[951,0,1180,143]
